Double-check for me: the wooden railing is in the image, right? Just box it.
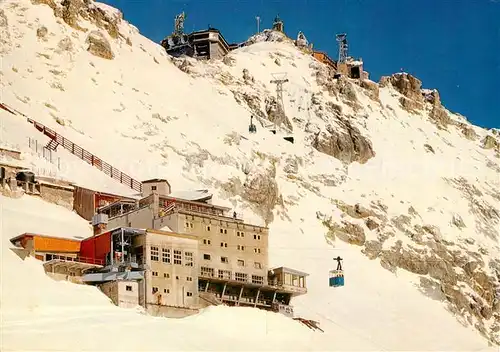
[26,117,142,192]
[0,102,142,192]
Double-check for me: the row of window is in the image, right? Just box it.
[152,271,193,282]
[152,287,193,297]
[200,267,264,284]
[187,224,263,240]
[202,254,262,269]
[201,240,263,253]
[151,247,194,266]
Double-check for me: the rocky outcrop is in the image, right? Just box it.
[85,30,114,59]
[324,219,366,246]
[0,9,11,54]
[360,79,380,102]
[32,0,122,39]
[380,73,425,113]
[242,68,254,84]
[482,135,499,150]
[265,96,293,131]
[36,26,48,39]
[310,119,375,164]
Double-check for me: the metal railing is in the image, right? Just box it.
[46,254,104,266]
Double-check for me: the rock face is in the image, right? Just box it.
[482,135,499,150]
[324,219,366,246]
[311,119,375,164]
[360,79,380,102]
[36,26,48,39]
[380,73,424,113]
[32,0,122,39]
[0,9,11,54]
[86,30,114,59]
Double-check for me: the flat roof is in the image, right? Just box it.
[269,266,309,277]
[142,178,170,184]
[161,195,231,211]
[10,232,83,245]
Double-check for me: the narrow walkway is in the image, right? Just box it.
[0,102,142,193]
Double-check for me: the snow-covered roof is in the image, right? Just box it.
[168,189,213,202]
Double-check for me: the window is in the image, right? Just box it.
[254,262,262,269]
[186,277,193,281]
[201,267,214,277]
[152,287,159,294]
[162,248,171,263]
[151,185,157,191]
[252,275,264,285]
[185,252,193,266]
[203,254,211,261]
[235,272,248,282]
[164,288,170,294]
[173,250,182,265]
[150,246,159,261]
[187,292,193,297]
[254,234,261,240]
[218,269,231,280]
[220,242,228,248]
[220,228,224,234]
[254,248,261,254]
[221,256,228,264]
[224,229,227,234]
[152,271,159,277]
[207,226,211,231]
[237,259,245,267]
[176,276,179,280]
[237,245,245,251]
[126,285,133,292]
[164,273,170,278]
[203,239,211,245]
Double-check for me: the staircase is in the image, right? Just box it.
[0,102,143,193]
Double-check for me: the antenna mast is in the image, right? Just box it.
[255,16,261,33]
[336,33,348,63]
[270,73,289,132]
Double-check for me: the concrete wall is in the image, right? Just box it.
[168,212,269,285]
[99,280,139,308]
[0,148,21,160]
[107,206,154,229]
[154,212,182,232]
[142,232,199,309]
[142,181,171,197]
[39,184,74,210]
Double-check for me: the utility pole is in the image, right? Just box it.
[270,73,289,131]
[255,16,261,33]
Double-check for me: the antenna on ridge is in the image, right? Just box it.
[255,16,261,34]
[336,33,348,64]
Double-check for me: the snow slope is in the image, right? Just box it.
[1,0,499,350]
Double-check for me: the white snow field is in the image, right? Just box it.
[0,0,499,350]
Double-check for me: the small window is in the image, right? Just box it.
[221,256,228,264]
[150,246,159,261]
[254,262,262,269]
[187,277,193,281]
[240,232,244,237]
[237,231,240,237]
[152,271,158,277]
[173,250,182,265]
[207,226,211,231]
[204,254,211,260]
[190,223,194,228]
[187,292,193,297]
[151,186,157,191]
[126,285,133,292]
[185,252,194,267]
[176,276,179,280]
[220,228,224,234]
[164,288,169,293]
[162,248,171,264]
[254,248,261,254]
[152,287,159,294]
[254,234,256,239]
[224,229,227,234]
[203,239,211,245]
[237,259,245,267]
[164,273,170,278]
[220,242,228,248]
[258,235,261,240]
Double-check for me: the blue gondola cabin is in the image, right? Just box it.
[329,269,344,287]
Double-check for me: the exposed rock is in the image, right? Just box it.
[429,106,452,129]
[408,206,420,218]
[242,68,254,84]
[36,26,48,39]
[85,30,114,60]
[126,37,132,46]
[223,55,235,66]
[0,9,11,54]
[424,144,435,154]
[335,200,375,219]
[311,120,375,164]
[283,156,301,174]
[274,57,281,66]
[360,79,380,102]
[362,240,382,259]
[240,165,282,225]
[365,218,379,230]
[482,135,499,150]
[391,214,412,232]
[461,125,479,141]
[451,213,466,229]
[381,73,425,112]
[265,96,292,131]
[57,36,73,52]
[337,221,366,246]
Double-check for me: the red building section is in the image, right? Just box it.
[79,231,111,265]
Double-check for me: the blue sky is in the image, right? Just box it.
[103,0,499,129]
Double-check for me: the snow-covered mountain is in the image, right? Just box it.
[1,0,499,350]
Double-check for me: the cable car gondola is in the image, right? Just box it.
[329,256,344,287]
